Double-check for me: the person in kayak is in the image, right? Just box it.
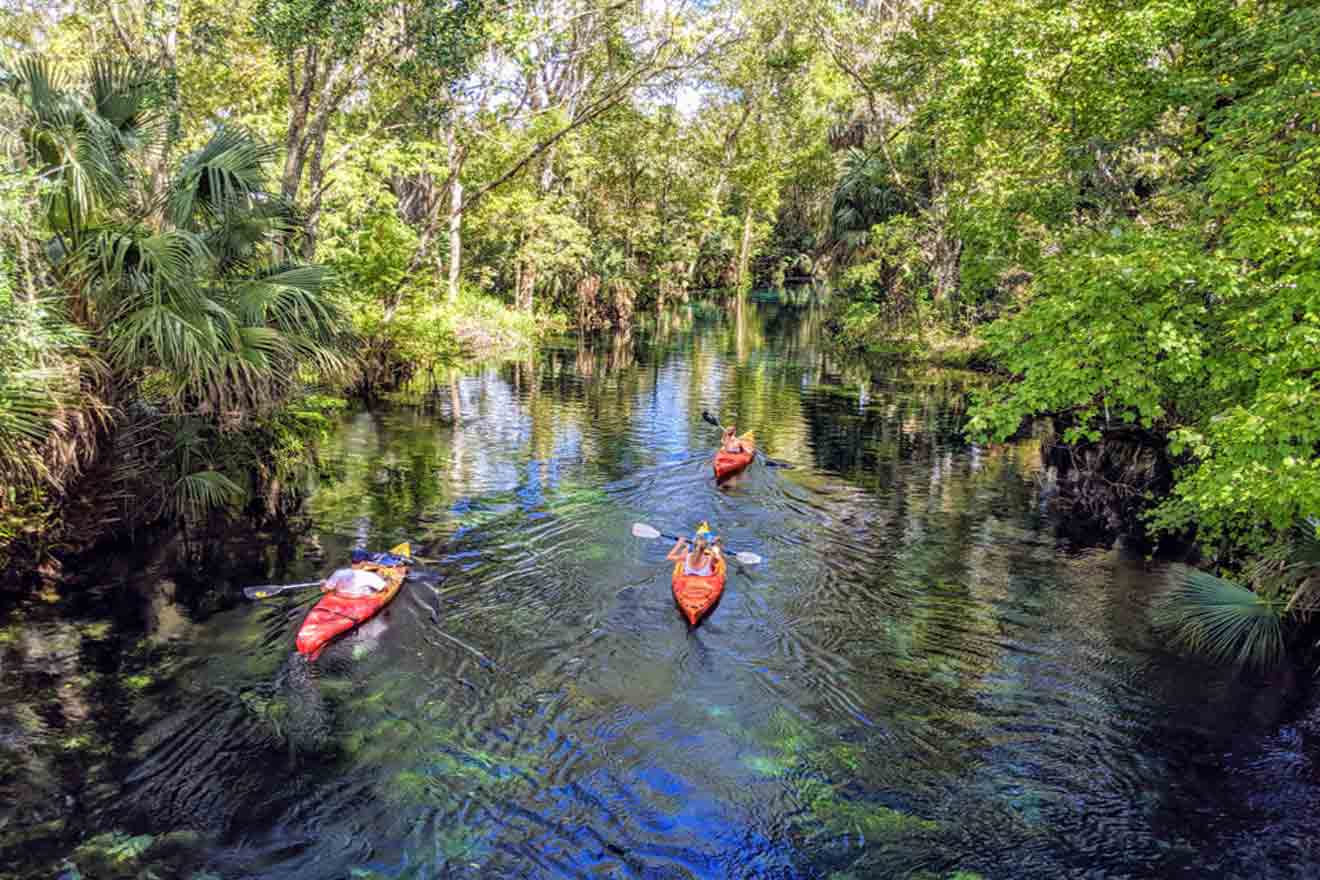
[667,523,723,576]
[721,426,751,455]
[322,566,387,597]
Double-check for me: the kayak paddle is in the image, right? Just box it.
[244,581,323,600]
[631,522,763,565]
[700,410,794,468]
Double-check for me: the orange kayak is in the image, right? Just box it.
[713,448,754,481]
[295,548,409,658]
[672,554,727,625]
[713,431,755,481]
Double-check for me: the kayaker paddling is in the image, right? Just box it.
[721,426,750,455]
[320,548,410,597]
[712,424,755,481]
[667,522,723,577]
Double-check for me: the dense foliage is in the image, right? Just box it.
[798,0,1319,658]
[0,0,1316,625]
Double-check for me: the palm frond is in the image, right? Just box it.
[828,148,908,258]
[168,469,244,518]
[14,55,66,116]
[108,302,218,380]
[1292,518,1320,567]
[88,57,154,139]
[230,264,336,333]
[1152,565,1286,670]
[168,128,276,229]
[77,228,211,320]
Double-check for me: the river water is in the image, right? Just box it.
[4,295,1320,879]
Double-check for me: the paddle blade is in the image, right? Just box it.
[701,410,722,428]
[632,523,662,539]
[243,580,323,600]
[390,542,411,556]
[733,551,763,565]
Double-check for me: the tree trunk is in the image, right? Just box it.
[735,204,754,291]
[687,103,753,286]
[927,164,962,308]
[148,0,179,221]
[931,230,963,307]
[517,261,536,312]
[295,63,347,258]
[447,127,464,303]
[280,49,316,203]
[301,124,329,260]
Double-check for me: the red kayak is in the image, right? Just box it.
[714,449,754,481]
[295,544,410,658]
[713,432,755,481]
[672,554,727,625]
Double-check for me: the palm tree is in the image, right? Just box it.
[3,53,348,521]
[1154,520,1320,670]
[0,292,108,493]
[827,147,912,266]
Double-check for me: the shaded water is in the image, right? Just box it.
[5,296,1320,879]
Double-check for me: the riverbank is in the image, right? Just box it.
[0,291,560,588]
[825,303,997,372]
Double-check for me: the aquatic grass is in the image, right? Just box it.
[63,830,213,880]
[800,776,940,840]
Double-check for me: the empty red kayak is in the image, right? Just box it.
[672,554,727,625]
[295,546,409,658]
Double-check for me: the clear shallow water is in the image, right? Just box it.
[4,296,1320,879]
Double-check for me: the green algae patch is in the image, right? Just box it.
[742,753,792,776]
[813,795,940,840]
[122,674,153,691]
[72,832,154,870]
[433,822,491,862]
[60,734,92,751]
[384,769,436,805]
[581,543,610,561]
[77,621,113,641]
[798,777,940,842]
[64,827,217,879]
